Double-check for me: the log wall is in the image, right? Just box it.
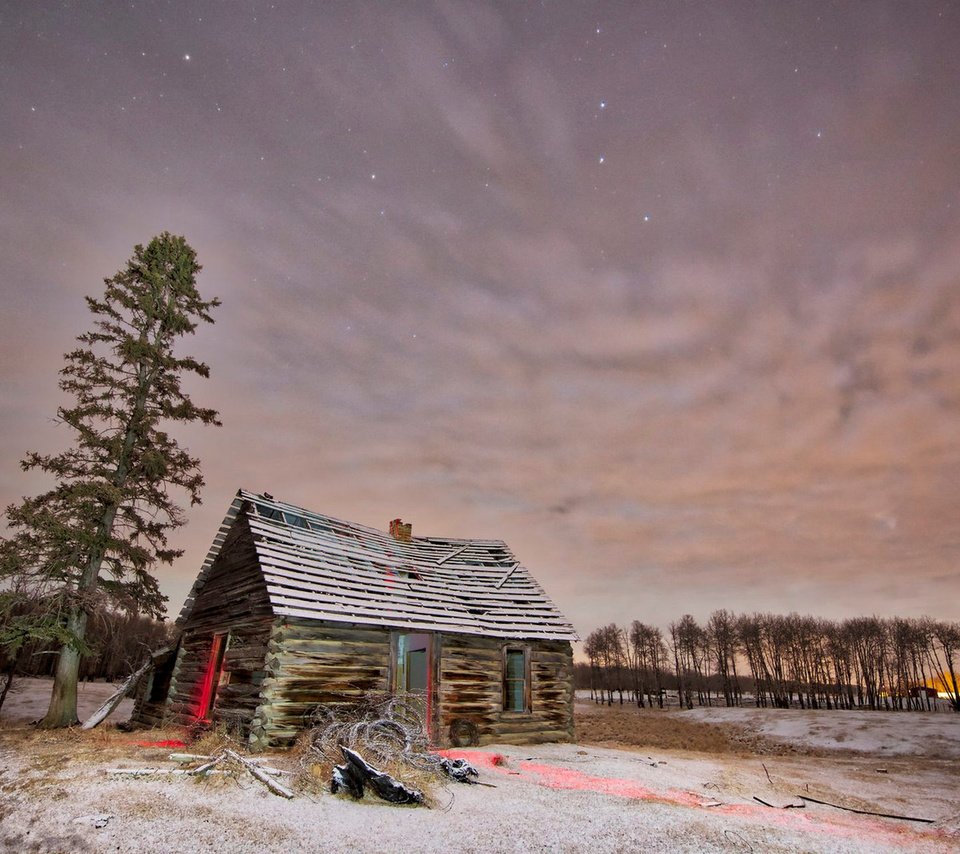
[250,620,574,749]
[250,618,392,749]
[438,634,574,746]
[163,515,275,730]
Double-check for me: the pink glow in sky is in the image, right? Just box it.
[1,2,958,637]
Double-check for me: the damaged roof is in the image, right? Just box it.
[178,489,579,641]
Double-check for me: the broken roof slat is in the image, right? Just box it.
[495,562,522,589]
[435,544,470,565]
[252,539,524,593]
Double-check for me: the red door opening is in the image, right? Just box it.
[198,632,228,721]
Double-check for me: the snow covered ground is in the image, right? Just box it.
[680,705,960,758]
[0,679,957,853]
[0,677,135,726]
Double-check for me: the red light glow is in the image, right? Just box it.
[135,739,187,749]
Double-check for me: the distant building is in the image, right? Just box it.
[909,686,938,700]
[132,490,578,749]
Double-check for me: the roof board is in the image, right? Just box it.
[177,489,578,641]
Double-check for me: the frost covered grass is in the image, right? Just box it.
[1,679,958,853]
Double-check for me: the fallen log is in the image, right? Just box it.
[687,792,722,807]
[187,755,224,777]
[81,657,155,730]
[224,749,295,799]
[331,759,366,799]
[332,747,424,805]
[169,752,288,770]
[797,795,934,823]
[107,768,231,777]
[107,751,292,799]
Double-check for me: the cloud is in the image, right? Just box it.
[2,2,959,639]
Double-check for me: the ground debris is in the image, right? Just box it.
[298,692,489,806]
[106,749,294,798]
[437,756,479,783]
[72,813,113,828]
[333,746,424,805]
[753,795,805,809]
[797,794,934,823]
[687,791,723,807]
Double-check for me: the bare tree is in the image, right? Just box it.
[707,609,741,707]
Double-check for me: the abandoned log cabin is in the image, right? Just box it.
[133,489,579,749]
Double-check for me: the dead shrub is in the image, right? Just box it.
[295,692,452,806]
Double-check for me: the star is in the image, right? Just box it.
[598,155,605,164]
[599,100,607,109]
[643,214,651,222]
[183,54,191,61]
[816,130,823,138]
[370,173,376,180]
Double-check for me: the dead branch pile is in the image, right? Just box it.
[107,749,294,798]
[297,692,481,805]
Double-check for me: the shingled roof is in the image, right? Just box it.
[178,489,578,641]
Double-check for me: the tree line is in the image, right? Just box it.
[0,587,170,711]
[582,611,960,712]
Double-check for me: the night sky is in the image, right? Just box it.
[2,2,958,638]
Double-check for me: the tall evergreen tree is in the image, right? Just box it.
[2,233,220,727]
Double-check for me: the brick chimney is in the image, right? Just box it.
[389,518,412,542]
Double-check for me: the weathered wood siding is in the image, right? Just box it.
[163,515,274,729]
[438,635,574,746]
[250,618,391,748]
[249,621,574,749]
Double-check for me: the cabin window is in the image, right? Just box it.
[503,647,530,713]
[255,503,283,521]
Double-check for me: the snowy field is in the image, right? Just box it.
[0,679,957,853]
[681,705,960,758]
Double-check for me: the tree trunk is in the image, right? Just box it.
[40,392,142,726]
[0,660,16,712]
[40,607,88,727]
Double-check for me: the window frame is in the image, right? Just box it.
[502,645,532,714]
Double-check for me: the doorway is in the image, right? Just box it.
[198,632,228,721]
[393,633,434,734]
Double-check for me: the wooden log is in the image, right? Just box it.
[82,657,156,730]
[224,749,295,798]
[339,747,424,805]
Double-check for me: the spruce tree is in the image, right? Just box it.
[2,233,220,726]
